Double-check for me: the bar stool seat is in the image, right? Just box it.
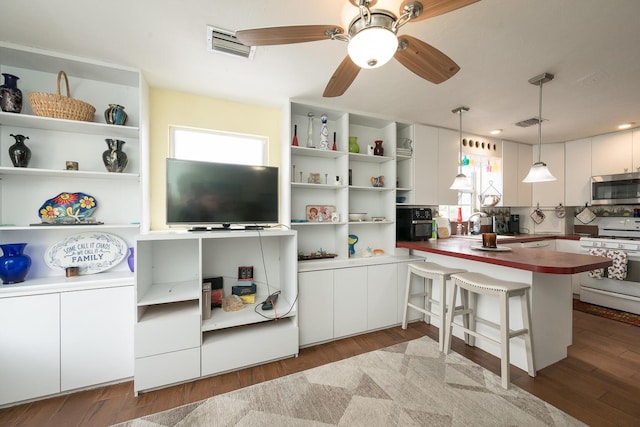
[443,272,535,389]
[401,262,467,351]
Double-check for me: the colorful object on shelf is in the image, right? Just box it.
[44,232,127,274]
[373,140,384,156]
[102,138,128,172]
[104,104,128,125]
[0,243,31,284]
[127,247,135,272]
[348,136,359,153]
[348,234,359,257]
[292,124,299,146]
[306,205,336,222]
[8,133,31,167]
[370,175,384,187]
[0,73,22,113]
[38,192,98,224]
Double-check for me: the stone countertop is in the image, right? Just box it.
[397,236,611,275]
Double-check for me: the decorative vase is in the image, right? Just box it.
[291,124,298,146]
[348,136,360,153]
[0,243,32,284]
[102,139,128,172]
[0,73,22,113]
[104,104,128,125]
[8,134,31,167]
[374,139,384,156]
[127,247,135,272]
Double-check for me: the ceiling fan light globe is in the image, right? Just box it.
[522,162,557,183]
[348,27,397,69]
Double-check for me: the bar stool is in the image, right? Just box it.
[401,262,467,351]
[443,272,535,389]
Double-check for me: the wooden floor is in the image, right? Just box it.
[1,308,639,427]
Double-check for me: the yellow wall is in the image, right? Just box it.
[149,88,282,230]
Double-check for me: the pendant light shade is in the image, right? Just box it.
[450,106,473,192]
[523,72,556,183]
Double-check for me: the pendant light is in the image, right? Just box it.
[450,106,473,192]
[523,72,556,183]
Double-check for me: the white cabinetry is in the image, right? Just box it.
[298,259,419,347]
[0,41,146,406]
[289,102,396,263]
[437,128,460,206]
[502,140,532,207]
[565,138,592,207]
[413,124,439,205]
[532,143,565,207]
[396,122,414,205]
[0,294,59,405]
[134,230,298,394]
[591,130,633,175]
[334,266,368,338]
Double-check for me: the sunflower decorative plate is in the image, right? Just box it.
[38,192,98,224]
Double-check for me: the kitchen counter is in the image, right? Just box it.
[397,236,611,274]
[396,235,611,372]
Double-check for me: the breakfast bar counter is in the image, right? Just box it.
[396,237,612,371]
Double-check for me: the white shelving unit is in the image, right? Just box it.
[133,229,298,394]
[0,41,148,407]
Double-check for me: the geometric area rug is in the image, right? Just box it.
[113,336,584,427]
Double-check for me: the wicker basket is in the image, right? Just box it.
[28,71,96,122]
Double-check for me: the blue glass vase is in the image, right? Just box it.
[127,247,135,272]
[0,243,32,284]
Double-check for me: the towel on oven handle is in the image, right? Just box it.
[588,248,628,280]
[588,248,607,279]
[607,250,628,280]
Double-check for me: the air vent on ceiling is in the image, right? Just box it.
[207,25,255,60]
[515,117,546,128]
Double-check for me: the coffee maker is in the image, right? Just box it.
[508,214,520,234]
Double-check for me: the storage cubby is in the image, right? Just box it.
[133,229,298,394]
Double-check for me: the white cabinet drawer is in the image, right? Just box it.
[201,319,298,376]
[135,300,200,358]
[134,347,200,392]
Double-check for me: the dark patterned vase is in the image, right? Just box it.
[374,140,384,156]
[102,139,128,172]
[0,73,22,113]
[104,104,128,125]
[9,134,31,167]
[0,243,32,284]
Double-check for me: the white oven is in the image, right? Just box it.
[579,218,640,315]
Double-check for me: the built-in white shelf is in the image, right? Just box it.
[136,280,200,306]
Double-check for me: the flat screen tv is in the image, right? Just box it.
[166,158,279,229]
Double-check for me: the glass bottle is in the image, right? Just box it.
[306,113,315,148]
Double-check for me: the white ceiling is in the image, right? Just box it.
[2,0,639,144]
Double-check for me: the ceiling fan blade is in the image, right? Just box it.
[323,56,361,97]
[400,0,480,22]
[395,35,460,84]
[235,25,343,46]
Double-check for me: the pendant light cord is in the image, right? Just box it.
[459,109,463,173]
[537,80,543,163]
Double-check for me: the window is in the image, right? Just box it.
[170,126,267,165]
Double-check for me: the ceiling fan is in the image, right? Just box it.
[235,0,480,97]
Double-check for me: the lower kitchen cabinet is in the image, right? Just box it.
[299,259,417,347]
[0,284,134,406]
[0,293,60,406]
[61,286,134,391]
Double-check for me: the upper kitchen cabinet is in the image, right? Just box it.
[532,142,565,207]
[633,129,640,171]
[565,138,592,207]
[591,130,633,175]
[437,128,460,206]
[413,124,439,205]
[502,141,532,207]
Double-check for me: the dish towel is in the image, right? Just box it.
[588,249,628,280]
[607,250,628,280]
[588,248,607,279]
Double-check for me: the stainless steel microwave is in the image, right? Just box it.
[591,172,640,205]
